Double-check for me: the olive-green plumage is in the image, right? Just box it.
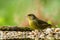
[27,14,52,30]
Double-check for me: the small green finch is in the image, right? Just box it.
[27,14,52,30]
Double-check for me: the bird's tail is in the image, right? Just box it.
[48,24,57,28]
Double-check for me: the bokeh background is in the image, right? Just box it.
[0,0,60,27]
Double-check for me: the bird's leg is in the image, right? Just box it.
[39,30,44,34]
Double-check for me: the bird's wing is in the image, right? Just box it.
[37,19,48,25]
[36,19,52,29]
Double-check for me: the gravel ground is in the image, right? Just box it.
[0,26,60,40]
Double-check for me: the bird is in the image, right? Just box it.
[27,14,52,30]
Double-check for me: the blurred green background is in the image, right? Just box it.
[0,0,60,27]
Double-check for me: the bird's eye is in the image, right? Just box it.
[31,16,35,19]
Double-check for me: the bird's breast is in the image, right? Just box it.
[29,20,38,29]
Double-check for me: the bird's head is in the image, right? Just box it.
[27,14,36,20]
